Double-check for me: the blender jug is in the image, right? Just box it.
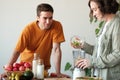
[72,49,85,66]
[72,49,85,80]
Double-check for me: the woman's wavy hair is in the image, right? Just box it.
[88,0,119,17]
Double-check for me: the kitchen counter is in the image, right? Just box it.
[4,71,72,80]
[4,77,103,80]
[4,77,72,80]
[44,78,71,80]
[4,71,102,80]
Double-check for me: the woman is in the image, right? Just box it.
[72,0,120,80]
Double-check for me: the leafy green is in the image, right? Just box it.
[98,21,104,28]
[89,16,97,23]
[73,41,80,46]
[89,16,94,23]
[95,21,104,36]
[64,62,72,71]
[85,68,91,77]
[95,28,100,35]
[89,78,94,80]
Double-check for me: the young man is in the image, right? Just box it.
[1,3,69,78]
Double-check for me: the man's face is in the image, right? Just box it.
[90,1,103,21]
[37,11,53,30]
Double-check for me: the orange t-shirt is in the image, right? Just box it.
[15,20,65,69]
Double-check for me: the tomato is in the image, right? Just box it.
[50,73,57,77]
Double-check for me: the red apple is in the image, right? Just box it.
[13,63,20,68]
[24,62,31,68]
[19,66,25,71]
[13,67,18,71]
[4,65,13,71]
[19,61,25,66]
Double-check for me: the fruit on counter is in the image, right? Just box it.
[19,61,25,66]
[23,69,34,80]
[15,74,20,80]
[44,70,49,77]
[13,67,18,71]
[24,62,31,68]
[49,73,58,77]
[7,69,33,80]
[49,72,71,78]
[4,64,13,71]
[8,71,23,80]
[4,62,32,71]
[13,63,20,68]
[19,66,26,71]
[19,75,26,80]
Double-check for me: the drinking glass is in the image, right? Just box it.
[70,35,84,49]
[70,35,84,48]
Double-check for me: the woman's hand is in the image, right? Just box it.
[75,58,90,69]
[70,36,84,49]
[71,41,84,49]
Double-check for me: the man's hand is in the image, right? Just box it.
[0,64,13,79]
[0,72,7,80]
[56,73,71,78]
[3,64,13,71]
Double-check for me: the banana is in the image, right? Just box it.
[7,71,22,80]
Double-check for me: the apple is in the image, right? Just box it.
[24,62,31,68]
[19,61,25,66]
[19,66,25,71]
[13,67,18,71]
[13,63,20,68]
[4,65,13,71]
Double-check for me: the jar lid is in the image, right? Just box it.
[38,59,44,65]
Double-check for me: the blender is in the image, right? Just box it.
[72,49,85,80]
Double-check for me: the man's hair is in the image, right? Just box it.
[88,0,119,17]
[36,3,54,16]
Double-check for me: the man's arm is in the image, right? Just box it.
[52,42,62,75]
[0,50,20,79]
[52,43,70,78]
[6,50,20,67]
